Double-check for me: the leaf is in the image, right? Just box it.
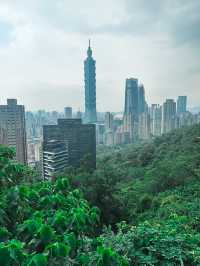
[0,227,10,242]
[39,225,54,243]
[55,178,70,191]
[0,244,10,266]
[27,254,48,266]
[64,233,77,252]
[47,242,70,257]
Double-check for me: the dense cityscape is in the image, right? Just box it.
[0,41,200,178]
[0,41,200,179]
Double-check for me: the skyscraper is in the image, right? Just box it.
[138,85,150,141]
[123,78,139,142]
[151,104,162,136]
[105,112,114,132]
[104,112,114,146]
[123,113,135,143]
[84,40,97,123]
[138,112,151,140]
[177,96,187,115]
[0,99,27,164]
[138,84,146,114]
[162,99,176,134]
[96,124,105,145]
[124,78,139,121]
[43,119,96,170]
[64,107,72,119]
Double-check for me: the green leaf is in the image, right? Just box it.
[39,225,54,243]
[0,227,10,242]
[47,242,70,257]
[27,254,48,266]
[0,245,10,266]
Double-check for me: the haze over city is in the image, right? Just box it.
[0,0,199,111]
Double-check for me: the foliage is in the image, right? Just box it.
[0,145,38,189]
[0,145,128,265]
[69,124,200,226]
[68,124,200,264]
[100,216,200,265]
[1,123,200,265]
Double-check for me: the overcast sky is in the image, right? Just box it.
[0,0,199,112]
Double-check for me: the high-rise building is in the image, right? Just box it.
[43,119,96,170]
[113,115,123,132]
[0,99,27,164]
[64,107,72,119]
[104,112,114,146]
[123,78,139,142]
[27,139,42,166]
[76,110,82,119]
[104,130,114,146]
[123,113,135,143]
[84,40,97,123]
[138,84,146,114]
[43,140,68,180]
[149,104,157,134]
[177,96,187,115]
[162,99,176,134]
[105,112,114,131]
[114,130,123,145]
[96,124,105,145]
[138,112,151,140]
[124,78,139,121]
[151,105,162,136]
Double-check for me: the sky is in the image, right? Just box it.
[0,0,199,112]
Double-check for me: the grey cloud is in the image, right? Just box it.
[1,0,200,48]
[87,0,200,47]
[168,3,200,46]
[0,0,199,111]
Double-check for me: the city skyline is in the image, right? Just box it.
[84,40,97,123]
[0,0,199,112]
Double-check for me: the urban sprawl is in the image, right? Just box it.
[0,42,199,179]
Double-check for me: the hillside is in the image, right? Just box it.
[1,124,200,265]
[71,124,200,226]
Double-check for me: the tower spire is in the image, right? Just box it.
[87,39,92,57]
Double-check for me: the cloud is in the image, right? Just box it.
[0,0,199,111]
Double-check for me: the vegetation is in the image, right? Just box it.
[1,124,200,265]
[71,124,200,226]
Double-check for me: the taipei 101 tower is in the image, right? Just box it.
[84,40,97,123]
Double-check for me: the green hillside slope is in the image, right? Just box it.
[1,124,200,265]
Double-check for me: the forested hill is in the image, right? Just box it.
[1,124,200,265]
[71,123,200,226]
[69,123,200,264]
